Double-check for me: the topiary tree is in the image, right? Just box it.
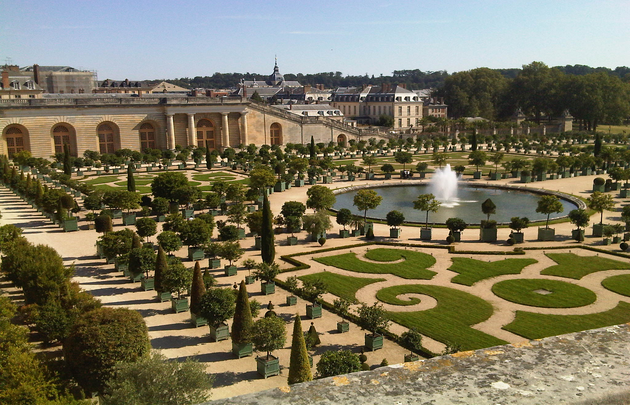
[306,185,336,212]
[468,150,487,172]
[381,163,395,175]
[394,151,413,171]
[357,302,390,337]
[63,307,150,396]
[254,262,280,284]
[261,194,275,264]
[304,321,321,349]
[353,189,382,223]
[336,208,352,230]
[160,259,192,300]
[126,164,136,192]
[509,217,529,233]
[251,315,286,359]
[219,241,244,266]
[189,262,206,316]
[569,209,589,231]
[95,214,113,234]
[536,195,564,229]
[413,194,440,229]
[399,328,423,353]
[198,288,236,329]
[154,245,167,294]
[386,210,405,229]
[288,315,312,384]
[587,191,615,226]
[128,246,157,279]
[135,217,157,243]
[156,231,182,255]
[302,211,332,241]
[316,350,361,378]
[481,198,496,222]
[232,281,253,345]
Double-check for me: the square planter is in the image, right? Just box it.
[247,205,257,213]
[224,265,237,276]
[274,181,286,192]
[451,231,462,242]
[613,236,622,244]
[306,303,322,319]
[62,217,78,232]
[352,229,361,237]
[188,246,205,261]
[209,323,230,342]
[181,209,194,219]
[287,236,298,246]
[420,228,432,241]
[520,174,532,183]
[337,321,349,333]
[365,333,384,351]
[191,313,208,327]
[339,229,350,238]
[308,178,317,185]
[384,173,392,180]
[171,298,189,313]
[323,176,333,184]
[158,291,172,302]
[537,173,547,181]
[238,228,246,239]
[404,353,420,362]
[511,232,525,243]
[572,229,585,241]
[621,189,630,198]
[286,295,297,306]
[603,238,612,245]
[593,184,605,193]
[256,355,280,379]
[261,281,275,295]
[208,258,221,269]
[115,257,128,273]
[592,223,604,237]
[232,341,253,358]
[294,179,305,187]
[473,171,482,179]
[389,228,401,238]
[123,212,136,226]
[156,214,166,222]
[254,236,262,250]
[112,209,123,219]
[141,277,155,291]
[366,172,375,180]
[347,175,355,181]
[538,227,556,241]
[479,228,497,242]
[490,172,502,180]
[245,275,256,285]
[129,272,142,283]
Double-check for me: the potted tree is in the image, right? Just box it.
[333,298,352,333]
[414,194,440,241]
[508,217,529,244]
[251,315,287,378]
[536,195,564,241]
[219,241,243,276]
[386,210,405,238]
[231,281,254,358]
[135,217,157,249]
[568,209,589,242]
[358,302,390,351]
[587,191,615,237]
[204,242,222,269]
[602,225,614,245]
[254,262,280,295]
[60,194,78,232]
[468,150,487,179]
[156,230,182,256]
[199,287,235,342]
[353,189,382,235]
[242,258,257,285]
[281,201,305,246]
[128,246,157,286]
[480,198,497,242]
[180,218,212,261]
[227,202,247,239]
[189,262,207,327]
[520,169,532,183]
[593,177,606,193]
[446,217,467,242]
[284,276,299,306]
[161,259,192,313]
[381,163,395,180]
[415,162,428,179]
[302,211,332,242]
[299,278,326,319]
[336,208,352,238]
[612,223,625,244]
[400,328,424,362]
[152,197,170,222]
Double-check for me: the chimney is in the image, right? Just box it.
[303,85,311,93]
[33,64,40,85]
[400,83,406,89]
[1,70,9,90]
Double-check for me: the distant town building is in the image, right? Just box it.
[273,103,343,119]
[94,79,189,95]
[1,65,44,99]
[19,64,97,94]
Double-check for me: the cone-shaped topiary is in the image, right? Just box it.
[288,315,312,385]
[127,164,136,192]
[154,245,167,293]
[305,322,321,349]
[190,261,206,315]
[261,193,275,264]
[231,281,253,345]
[132,232,142,249]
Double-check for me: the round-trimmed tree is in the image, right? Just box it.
[251,315,286,359]
[316,350,361,378]
[198,288,235,329]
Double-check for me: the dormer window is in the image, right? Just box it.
[10,80,20,90]
[25,80,34,90]
[396,97,401,101]
[302,111,308,116]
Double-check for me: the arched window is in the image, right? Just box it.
[270,123,282,145]
[5,126,27,158]
[337,134,346,147]
[196,119,215,149]
[53,125,76,156]
[139,123,156,151]
[98,123,117,154]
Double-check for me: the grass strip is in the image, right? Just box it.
[298,272,384,302]
[492,279,596,308]
[448,257,537,286]
[601,274,630,297]
[542,253,630,279]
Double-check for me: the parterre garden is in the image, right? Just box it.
[293,246,630,351]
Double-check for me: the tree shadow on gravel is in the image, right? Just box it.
[73,265,116,278]
[149,322,193,332]
[151,335,207,350]
[107,298,158,306]
[86,286,130,297]
[135,308,173,317]
[209,370,261,388]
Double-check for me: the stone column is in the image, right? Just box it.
[187,113,196,147]
[239,112,248,146]
[221,113,230,149]
[166,113,175,150]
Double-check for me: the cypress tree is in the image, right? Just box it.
[231,281,253,345]
[190,261,205,315]
[288,315,312,385]
[63,143,72,176]
[260,193,275,264]
[470,129,478,152]
[154,245,167,293]
[594,133,602,157]
[309,136,316,160]
[206,148,212,170]
[127,164,136,192]
[132,232,142,249]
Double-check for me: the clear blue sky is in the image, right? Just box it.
[1,0,629,81]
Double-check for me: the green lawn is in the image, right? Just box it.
[492,279,597,308]
[298,272,384,302]
[601,274,630,297]
[191,172,238,181]
[448,258,537,286]
[503,302,630,340]
[376,284,507,350]
[314,248,436,279]
[83,175,120,185]
[542,253,630,279]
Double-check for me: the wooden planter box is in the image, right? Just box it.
[254,236,261,250]
[62,217,78,232]
[613,236,622,244]
[339,229,350,238]
[129,272,143,283]
[603,238,612,245]
[404,353,420,362]
[224,265,237,276]
[538,228,556,241]
[473,171,482,179]
[191,313,208,327]
[208,258,221,269]
[141,277,155,291]
[156,214,166,222]
[261,281,275,295]
[274,181,285,192]
[479,228,497,242]
[511,232,525,243]
[123,212,136,226]
[188,246,205,261]
[287,236,298,246]
[115,257,128,272]
[520,174,532,183]
[209,323,230,342]
[306,303,322,319]
[158,291,172,302]
[572,229,585,242]
[365,333,384,351]
[232,341,253,358]
[420,228,432,241]
[337,321,349,333]
[294,179,305,187]
[112,209,123,219]
[256,355,280,378]
[171,298,189,313]
[286,295,297,306]
[245,275,256,285]
[384,173,392,180]
[352,229,361,237]
[592,223,604,237]
[366,172,375,180]
[389,228,402,238]
[181,209,194,219]
[323,176,333,184]
[489,172,502,180]
[593,184,605,193]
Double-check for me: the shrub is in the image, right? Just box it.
[593,177,605,186]
[63,307,150,395]
[361,363,370,371]
[251,315,286,357]
[399,328,423,353]
[316,350,361,378]
[366,227,375,240]
[318,237,326,246]
[249,299,261,318]
[379,358,388,367]
[198,288,235,328]
[446,235,455,244]
[507,237,515,246]
[621,242,628,251]
[33,299,71,345]
[359,353,368,363]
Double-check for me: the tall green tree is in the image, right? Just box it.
[189,261,205,315]
[353,189,383,222]
[231,281,253,345]
[288,315,312,385]
[309,136,317,160]
[154,245,168,294]
[587,191,615,225]
[127,164,136,192]
[536,195,564,229]
[260,193,275,264]
[63,142,72,176]
[306,185,336,212]
[413,194,441,228]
